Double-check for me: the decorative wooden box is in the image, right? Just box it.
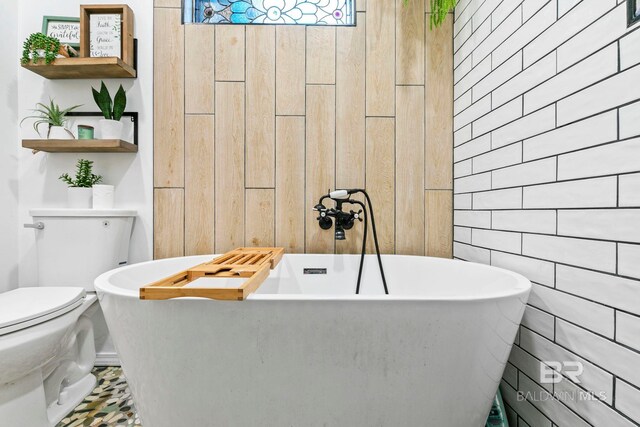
[80,4,135,67]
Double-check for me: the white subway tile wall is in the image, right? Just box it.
[491,105,556,149]
[453,89,472,115]
[619,243,640,279]
[558,0,581,17]
[503,362,518,388]
[522,110,617,161]
[473,187,523,209]
[619,101,640,138]
[492,51,556,108]
[491,0,523,31]
[472,51,522,103]
[521,305,555,340]
[615,379,640,424]
[620,29,640,70]
[492,209,556,234]
[453,158,472,177]
[453,123,472,146]
[519,327,615,404]
[616,311,640,351]
[619,172,640,206]
[453,0,640,425]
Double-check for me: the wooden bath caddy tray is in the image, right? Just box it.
[140,247,284,301]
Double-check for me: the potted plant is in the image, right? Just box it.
[20,33,67,65]
[59,159,103,208]
[20,99,81,139]
[92,81,127,139]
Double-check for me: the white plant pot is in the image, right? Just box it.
[35,49,65,59]
[99,119,124,140]
[92,185,115,209]
[67,187,92,209]
[48,126,74,140]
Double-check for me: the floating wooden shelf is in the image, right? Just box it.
[21,57,136,79]
[22,139,138,153]
[140,247,285,301]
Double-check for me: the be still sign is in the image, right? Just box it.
[90,14,121,58]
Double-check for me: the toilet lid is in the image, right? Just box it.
[0,287,85,335]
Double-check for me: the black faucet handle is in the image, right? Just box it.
[318,215,333,230]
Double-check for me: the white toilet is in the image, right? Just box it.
[0,209,136,427]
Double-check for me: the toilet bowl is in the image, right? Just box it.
[0,209,136,426]
[0,288,97,427]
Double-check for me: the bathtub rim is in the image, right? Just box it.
[95,254,531,303]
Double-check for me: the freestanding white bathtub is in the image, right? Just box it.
[95,254,530,427]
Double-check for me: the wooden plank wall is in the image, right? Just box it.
[153,0,453,259]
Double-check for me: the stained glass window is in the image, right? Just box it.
[629,0,640,27]
[183,0,356,26]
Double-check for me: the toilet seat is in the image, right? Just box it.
[0,287,86,336]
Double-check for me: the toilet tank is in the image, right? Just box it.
[29,209,136,291]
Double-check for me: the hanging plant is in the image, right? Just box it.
[21,33,62,65]
[428,0,458,29]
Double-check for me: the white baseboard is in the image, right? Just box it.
[95,352,120,366]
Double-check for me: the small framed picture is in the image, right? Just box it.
[89,13,122,58]
[42,16,80,49]
[80,5,134,65]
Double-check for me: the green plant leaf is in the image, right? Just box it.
[91,174,103,186]
[59,104,83,116]
[48,99,64,126]
[21,98,81,135]
[59,173,75,186]
[429,0,457,29]
[59,159,101,187]
[100,82,113,119]
[32,119,50,135]
[91,87,106,118]
[92,81,113,120]
[112,85,126,121]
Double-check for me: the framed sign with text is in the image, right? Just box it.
[42,16,80,49]
[90,13,121,57]
[80,5,134,66]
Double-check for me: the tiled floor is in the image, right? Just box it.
[57,366,141,427]
[58,366,505,426]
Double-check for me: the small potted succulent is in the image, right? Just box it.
[21,32,67,65]
[20,99,81,139]
[59,159,103,208]
[92,81,127,139]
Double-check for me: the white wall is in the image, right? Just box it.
[453,0,640,426]
[0,1,20,293]
[18,0,153,286]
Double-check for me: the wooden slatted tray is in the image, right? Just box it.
[140,247,284,301]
